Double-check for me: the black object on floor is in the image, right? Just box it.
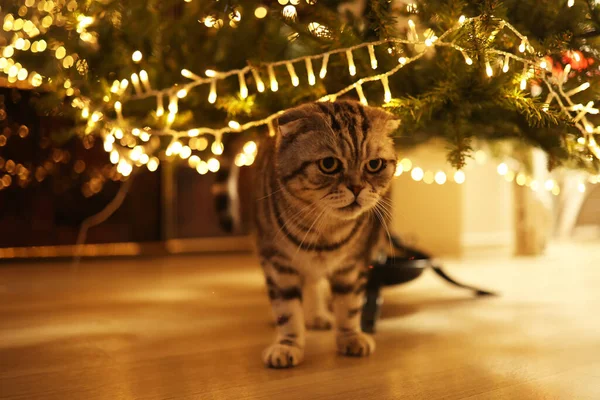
[361,235,497,333]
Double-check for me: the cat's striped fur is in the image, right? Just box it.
[254,100,399,368]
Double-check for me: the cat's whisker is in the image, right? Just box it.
[294,208,326,258]
[256,186,285,201]
[373,205,394,256]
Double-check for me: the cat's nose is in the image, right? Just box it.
[349,185,363,197]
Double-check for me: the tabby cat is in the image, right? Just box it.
[254,100,399,368]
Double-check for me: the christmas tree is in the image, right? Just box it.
[1,0,599,200]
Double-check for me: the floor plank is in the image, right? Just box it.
[1,242,599,399]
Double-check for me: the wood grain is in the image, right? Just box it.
[1,242,599,399]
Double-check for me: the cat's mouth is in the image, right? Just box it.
[339,200,361,212]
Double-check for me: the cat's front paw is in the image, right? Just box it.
[305,312,334,330]
[262,343,304,368]
[336,331,375,357]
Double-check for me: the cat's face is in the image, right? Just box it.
[276,101,399,220]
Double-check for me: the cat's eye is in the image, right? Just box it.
[318,157,341,174]
[365,159,385,173]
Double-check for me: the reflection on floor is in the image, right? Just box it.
[1,241,600,399]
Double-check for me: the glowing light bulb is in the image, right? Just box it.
[286,63,299,87]
[188,129,200,137]
[578,183,586,193]
[110,150,120,164]
[254,6,268,18]
[381,76,392,103]
[346,50,356,76]
[205,69,217,77]
[238,72,248,98]
[516,173,526,186]
[462,52,473,65]
[434,171,447,185]
[497,163,508,176]
[355,84,368,106]
[319,54,329,79]
[520,77,527,90]
[243,141,257,154]
[211,141,224,155]
[544,179,555,191]
[146,157,158,171]
[305,58,316,86]
[486,61,493,77]
[540,60,547,70]
[503,57,510,73]
[400,158,412,171]
[156,96,164,117]
[568,0,574,7]
[368,45,377,69]
[228,120,241,130]
[208,80,217,103]
[132,50,142,63]
[519,41,526,53]
[177,88,188,98]
[251,68,265,92]
[411,167,424,181]
[207,158,220,172]
[454,170,465,184]
[139,70,151,91]
[179,146,192,159]
[398,57,408,65]
[268,65,278,92]
[196,161,209,175]
[131,73,142,94]
[458,15,466,24]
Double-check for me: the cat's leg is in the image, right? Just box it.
[329,266,375,357]
[303,277,334,330]
[262,262,305,368]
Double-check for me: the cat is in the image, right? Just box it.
[253,100,399,368]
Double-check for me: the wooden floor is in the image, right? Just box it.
[1,242,600,400]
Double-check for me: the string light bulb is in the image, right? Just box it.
[319,54,329,79]
[208,80,217,103]
[485,61,493,77]
[238,72,248,98]
[268,65,278,92]
[132,50,142,63]
[285,63,300,87]
[454,170,465,184]
[139,70,151,91]
[462,52,473,65]
[346,51,356,76]
[156,95,164,117]
[368,45,378,69]
[381,76,392,103]
[434,171,447,185]
[355,83,368,106]
[305,58,316,86]
[519,40,526,53]
[503,57,510,73]
[411,167,424,181]
[251,68,266,93]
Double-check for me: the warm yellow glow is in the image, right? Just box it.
[17,68,28,81]
[356,84,368,106]
[516,173,526,186]
[319,54,329,79]
[566,82,591,96]
[139,70,151,91]
[368,45,377,69]
[519,41,526,53]
[485,61,493,77]
[243,141,257,154]
[497,163,508,176]
[578,183,586,193]
[211,141,224,155]
[551,186,560,196]
[505,170,515,182]
[544,179,555,191]
[114,101,122,112]
[55,46,66,60]
[205,69,217,77]
[177,88,188,98]
[208,80,217,103]
[520,77,527,90]
[434,171,447,185]
[167,112,176,124]
[454,170,465,184]
[346,50,356,76]
[394,163,403,177]
[268,65,278,92]
[120,79,129,92]
[31,73,42,87]
[531,180,539,191]
[568,0,574,7]
[131,73,142,94]
[423,171,434,184]
[131,128,140,137]
[110,150,119,164]
[305,58,316,85]
[147,157,159,171]
[196,161,209,175]
[140,131,150,142]
[207,158,220,172]
[235,153,248,167]
[132,50,142,63]
[400,158,412,171]
[238,72,248,98]
[381,76,392,103]
[188,129,200,137]
[286,63,300,87]
[189,155,201,168]
[398,57,408,65]
[179,146,192,159]
[103,141,113,152]
[282,5,297,20]
[3,46,14,58]
[458,15,466,24]
[255,6,268,18]
[411,167,424,181]
[156,96,164,117]
[140,154,149,164]
[503,57,510,73]
[540,60,547,70]
[251,68,266,92]
[228,120,241,130]
[168,97,178,114]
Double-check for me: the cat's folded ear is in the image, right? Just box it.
[364,106,400,135]
[276,103,324,137]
